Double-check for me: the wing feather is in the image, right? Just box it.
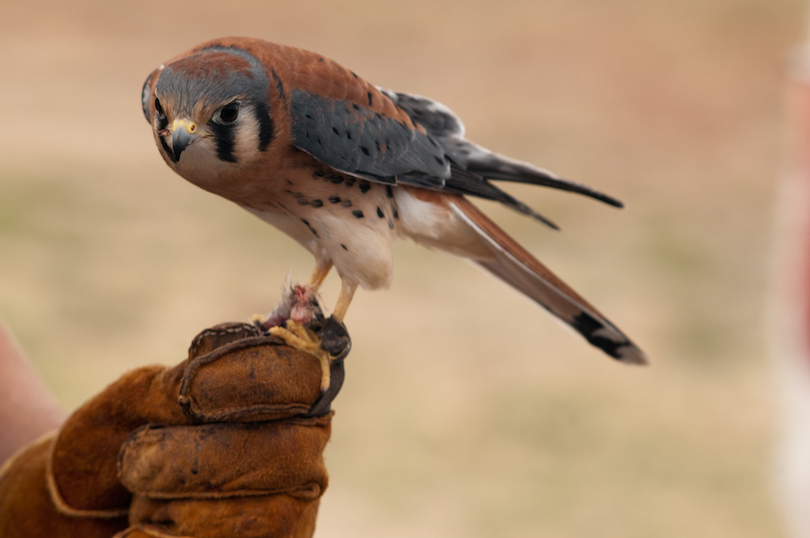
[289,89,449,187]
[384,90,624,208]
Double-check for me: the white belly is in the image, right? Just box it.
[240,204,395,290]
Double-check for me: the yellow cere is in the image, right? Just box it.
[171,118,197,134]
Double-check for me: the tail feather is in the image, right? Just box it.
[449,197,647,365]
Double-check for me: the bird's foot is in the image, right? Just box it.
[252,283,350,395]
[269,316,351,400]
[272,321,334,390]
[272,315,350,417]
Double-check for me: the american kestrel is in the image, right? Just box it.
[142,37,647,384]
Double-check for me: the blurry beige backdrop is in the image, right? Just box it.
[0,0,799,536]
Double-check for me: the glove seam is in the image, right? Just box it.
[46,427,130,519]
[123,482,323,501]
[115,522,196,538]
[0,429,57,483]
[186,323,260,359]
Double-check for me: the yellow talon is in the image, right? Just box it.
[269,320,332,391]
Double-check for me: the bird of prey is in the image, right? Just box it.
[142,37,647,386]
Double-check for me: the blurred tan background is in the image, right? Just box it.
[0,0,801,536]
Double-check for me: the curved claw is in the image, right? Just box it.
[319,315,351,360]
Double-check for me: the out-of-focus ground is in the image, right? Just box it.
[0,0,802,535]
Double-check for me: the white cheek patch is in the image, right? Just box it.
[231,110,262,164]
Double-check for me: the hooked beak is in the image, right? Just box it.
[163,118,200,162]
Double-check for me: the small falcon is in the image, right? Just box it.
[142,37,648,382]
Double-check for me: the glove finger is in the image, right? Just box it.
[119,416,331,498]
[127,495,319,538]
[179,334,323,423]
[51,327,325,512]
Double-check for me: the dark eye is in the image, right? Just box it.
[217,102,240,123]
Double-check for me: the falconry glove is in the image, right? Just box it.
[0,320,348,538]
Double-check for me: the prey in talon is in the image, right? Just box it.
[253,282,348,392]
[143,37,647,366]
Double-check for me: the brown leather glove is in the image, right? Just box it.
[0,321,348,538]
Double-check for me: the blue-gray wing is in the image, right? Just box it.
[291,86,623,229]
[289,88,450,188]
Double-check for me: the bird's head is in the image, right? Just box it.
[142,43,276,186]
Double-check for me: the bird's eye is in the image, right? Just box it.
[217,102,240,123]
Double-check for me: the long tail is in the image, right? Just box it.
[449,196,647,365]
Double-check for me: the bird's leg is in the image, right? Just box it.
[332,280,357,323]
[308,260,333,290]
